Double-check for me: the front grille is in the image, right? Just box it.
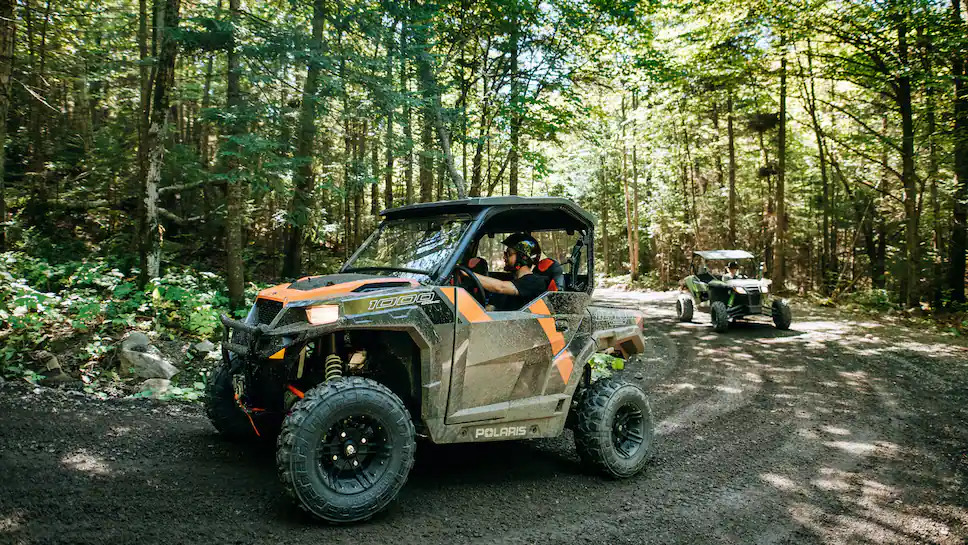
[255,299,283,325]
[747,289,761,307]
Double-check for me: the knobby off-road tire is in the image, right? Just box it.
[711,301,729,333]
[772,299,793,330]
[676,293,694,322]
[574,377,655,479]
[277,376,416,524]
[205,360,281,441]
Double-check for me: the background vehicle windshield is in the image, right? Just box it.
[343,216,470,280]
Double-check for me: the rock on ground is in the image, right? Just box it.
[119,346,180,380]
[137,378,171,399]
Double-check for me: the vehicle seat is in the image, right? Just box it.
[697,266,715,283]
[466,256,488,275]
[534,258,564,292]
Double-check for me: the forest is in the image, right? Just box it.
[0,0,966,321]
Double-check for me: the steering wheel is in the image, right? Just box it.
[455,265,488,306]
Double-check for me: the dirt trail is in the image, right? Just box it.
[1,289,966,545]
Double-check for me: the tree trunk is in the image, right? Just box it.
[419,113,434,202]
[371,121,380,214]
[758,130,774,277]
[950,0,968,303]
[508,9,520,196]
[726,94,737,247]
[920,26,943,305]
[281,0,324,279]
[470,70,490,197]
[0,0,12,250]
[631,91,640,277]
[384,22,395,210]
[804,39,834,293]
[141,0,180,282]
[774,47,788,291]
[621,95,637,280]
[411,17,467,199]
[26,0,52,209]
[600,155,609,277]
[897,19,919,307]
[135,0,151,281]
[400,16,414,205]
[224,0,245,309]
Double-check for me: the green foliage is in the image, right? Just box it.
[844,289,895,311]
[588,352,625,381]
[0,253,248,369]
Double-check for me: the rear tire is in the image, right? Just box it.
[205,360,279,441]
[574,377,655,478]
[711,301,729,333]
[772,299,793,330]
[675,294,694,322]
[277,376,416,523]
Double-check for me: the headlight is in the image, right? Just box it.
[306,305,340,325]
[734,286,747,294]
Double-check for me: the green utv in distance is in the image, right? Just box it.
[676,250,793,333]
[209,197,654,523]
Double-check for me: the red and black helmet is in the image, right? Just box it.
[502,233,541,268]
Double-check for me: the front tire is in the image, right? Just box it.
[772,299,793,330]
[277,376,416,523]
[676,293,694,322]
[711,301,729,333]
[574,377,655,478]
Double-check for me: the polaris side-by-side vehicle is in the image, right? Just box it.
[207,197,654,523]
[676,250,792,333]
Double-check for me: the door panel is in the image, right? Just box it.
[442,287,553,423]
[442,288,590,424]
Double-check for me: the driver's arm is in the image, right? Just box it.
[471,272,519,296]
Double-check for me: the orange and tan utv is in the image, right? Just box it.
[210,196,653,523]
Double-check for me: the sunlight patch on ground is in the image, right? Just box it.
[760,472,804,493]
[61,450,112,476]
[823,440,899,458]
[0,512,23,533]
[714,385,742,394]
[788,468,958,545]
[821,425,852,436]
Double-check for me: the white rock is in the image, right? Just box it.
[120,332,151,351]
[138,378,172,399]
[120,346,180,379]
[192,340,216,354]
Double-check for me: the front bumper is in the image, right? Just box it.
[220,314,289,362]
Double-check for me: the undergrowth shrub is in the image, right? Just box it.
[0,252,258,372]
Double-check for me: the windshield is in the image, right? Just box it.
[342,216,471,281]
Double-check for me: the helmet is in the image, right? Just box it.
[726,261,739,269]
[502,233,541,269]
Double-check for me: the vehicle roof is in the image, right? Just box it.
[381,196,596,226]
[693,250,755,260]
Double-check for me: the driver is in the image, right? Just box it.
[723,261,741,280]
[462,233,549,311]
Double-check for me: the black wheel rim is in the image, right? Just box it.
[611,403,645,459]
[317,414,392,493]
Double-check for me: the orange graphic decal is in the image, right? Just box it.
[529,299,565,355]
[555,350,574,383]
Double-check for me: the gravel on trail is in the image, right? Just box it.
[1,288,966,545]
